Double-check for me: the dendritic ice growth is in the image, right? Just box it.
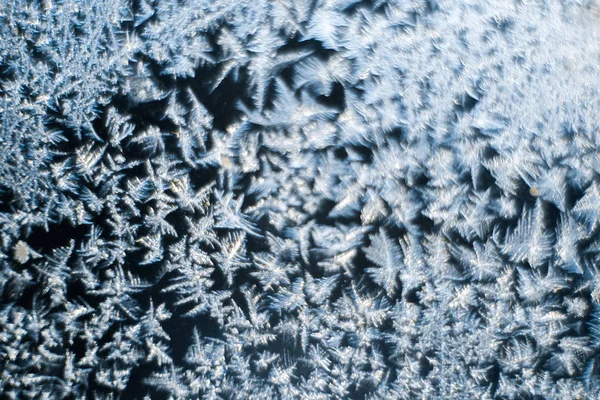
[2,0,600,399]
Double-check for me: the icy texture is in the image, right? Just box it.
[2,0,600,398]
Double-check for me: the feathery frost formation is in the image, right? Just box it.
[2,0,600,398]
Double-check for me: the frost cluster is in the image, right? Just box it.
[2,0,600,399]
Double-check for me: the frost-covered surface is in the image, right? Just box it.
[2,0,600,398]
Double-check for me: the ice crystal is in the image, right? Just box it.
[2,0,600,398]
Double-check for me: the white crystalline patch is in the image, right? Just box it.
[13,241,30,264]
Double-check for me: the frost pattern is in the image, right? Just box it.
[2,0,600,399]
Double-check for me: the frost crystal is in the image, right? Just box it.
[2,0,600,398]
